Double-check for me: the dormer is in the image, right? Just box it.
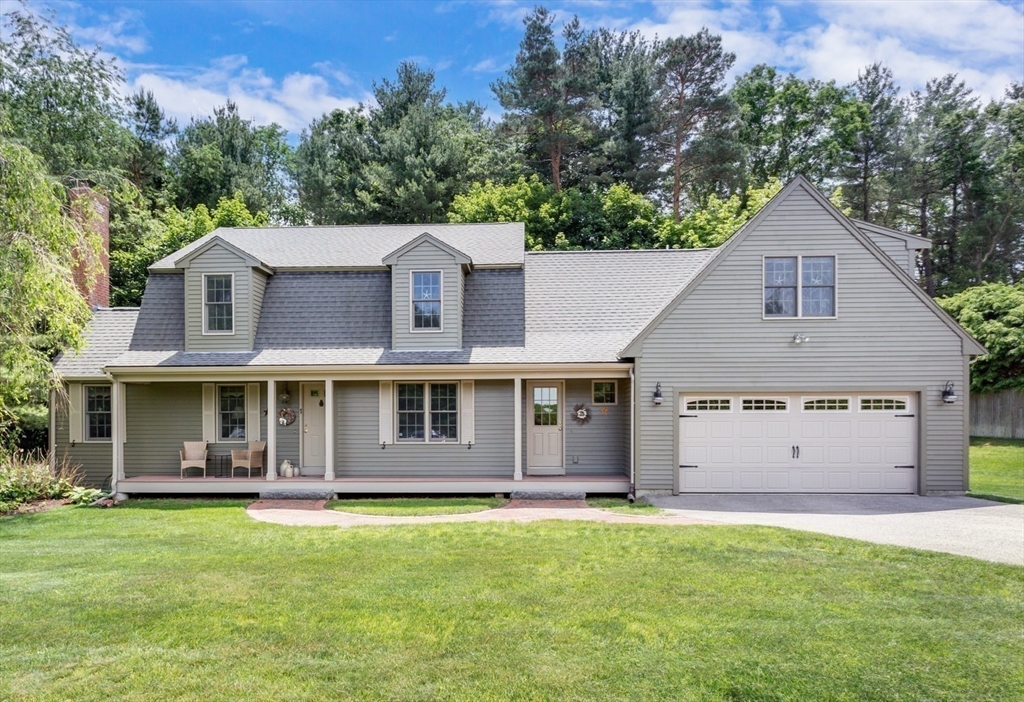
[175,236,273,351]
[383,232,472,350]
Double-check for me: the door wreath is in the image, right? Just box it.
[572,403,590,425]
[277,407,296,426]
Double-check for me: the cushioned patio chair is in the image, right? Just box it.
[230,441,266,478]
[180,441,208,478]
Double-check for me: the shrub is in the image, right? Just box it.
[0,452,101,512]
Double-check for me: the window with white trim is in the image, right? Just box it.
[411,271,442,330]
[860,398,907,411]
[84,385,111,441]
[592,381,617,405]
[396,382,458,441]
[742,398,788,411]
[685,398,731,412]
[803,398,850,411]
[764,256,835,318]
[204,274,234,333]
[218,385,246,441]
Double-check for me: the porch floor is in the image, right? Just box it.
[118,474,631,495]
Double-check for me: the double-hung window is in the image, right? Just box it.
[764,256,835,318]
[411,271,442,330]
[84,385,112,441]
[218,385,246,441]
[204,274,234,333]
[396,382,458,442]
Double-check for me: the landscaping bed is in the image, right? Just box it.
[1,499,1021,700]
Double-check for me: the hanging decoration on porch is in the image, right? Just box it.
[572,403,590,425]
[277,407,297,426]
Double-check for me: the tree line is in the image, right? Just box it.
[0,3,1021,447]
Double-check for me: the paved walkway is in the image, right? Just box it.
[648,494,1024,566]
[247,499,710,528]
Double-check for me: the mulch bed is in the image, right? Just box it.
[1,498,71,516]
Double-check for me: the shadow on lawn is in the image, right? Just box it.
[116,497,252,511]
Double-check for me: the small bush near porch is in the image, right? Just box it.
[1,501,1021,700]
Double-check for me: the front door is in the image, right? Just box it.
[300,382,326,473]
[527,382,564,476]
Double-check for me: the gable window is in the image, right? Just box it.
[592,381,617,405]
[218,385,246,441]
[397,382,458,442]
[84,385,112,441]
[204,274,234,334]
[764,256,836,318]
[411,271,442,330]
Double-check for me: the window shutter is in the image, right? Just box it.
[378,381,393,445]
[68,383,83,444]
[460,380,475,445]
[246,383,261,441]
[202,383,216,443]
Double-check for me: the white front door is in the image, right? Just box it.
[527,382,564,476]
[678,394,917,493]
[300,382,326,473]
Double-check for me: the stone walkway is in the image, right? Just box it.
[246,499,711,528]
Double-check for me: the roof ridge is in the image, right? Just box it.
[216,222,523,231]
[525,247,717,256]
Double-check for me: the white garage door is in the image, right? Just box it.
[679,394,917,493]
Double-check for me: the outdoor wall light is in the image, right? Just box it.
[792,333,810,344]
[941,381,958,404]
[653,382,663,405]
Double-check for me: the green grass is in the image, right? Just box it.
[1,501,1022,701]
[328,496,505,516]
[587,497,663,514]
[969,437,1024,503]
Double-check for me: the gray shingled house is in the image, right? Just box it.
[52,177,985,498]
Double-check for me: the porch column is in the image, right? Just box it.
[111,379,125,495]
[266,379,277,481]
[513,377,523,481]
[324,379,335,481]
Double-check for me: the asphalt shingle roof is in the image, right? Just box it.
[149,223,525,271]
[53,308,139,378]
[100,247,717,370]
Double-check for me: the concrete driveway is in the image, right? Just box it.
[647,494,1024,566]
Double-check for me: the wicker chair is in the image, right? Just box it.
[230,441,266,478]
[180,441,208,478]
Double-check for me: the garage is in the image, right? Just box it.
[678,394,918,493]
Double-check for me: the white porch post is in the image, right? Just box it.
[111,379,125,496]
[266,379,277,481]
[324,379,335,481]
[513,377,523,481]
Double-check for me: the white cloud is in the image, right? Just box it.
[67,6,149,54]
[466,57,504,73]
[127,55,367,134]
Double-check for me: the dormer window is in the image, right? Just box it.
[411,271,442,331]
[203,274,234,334]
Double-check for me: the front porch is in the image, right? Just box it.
[118,474,631,495]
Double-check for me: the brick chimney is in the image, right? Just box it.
[69,185,110,309]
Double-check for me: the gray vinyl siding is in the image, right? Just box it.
[634,185,969,494]
[864,231,913,275]
[123,382,267,476]
[391,241,463,350]
[183,244,253,351]
[518,378,630,477]
[274,386,300,467]
[563,379,629,476]
[335,380,513,477]
[53,384,112,489]
[250,269,267,348]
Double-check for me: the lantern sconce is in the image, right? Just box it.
[278,381,291,405]
[653,382,663,405]
[792,333,810,344]
[941,381,958,404]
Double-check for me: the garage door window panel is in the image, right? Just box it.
[741,398,788,411]
[860,398,908,412]
[685,398,732,412]
[803,398,850,411]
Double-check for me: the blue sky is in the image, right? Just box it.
[34,0,1024,136]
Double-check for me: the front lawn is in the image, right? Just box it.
[328,496,505,516]
[970,437,1024,503]
[587,497,663,514]
[1,501,1021,701]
